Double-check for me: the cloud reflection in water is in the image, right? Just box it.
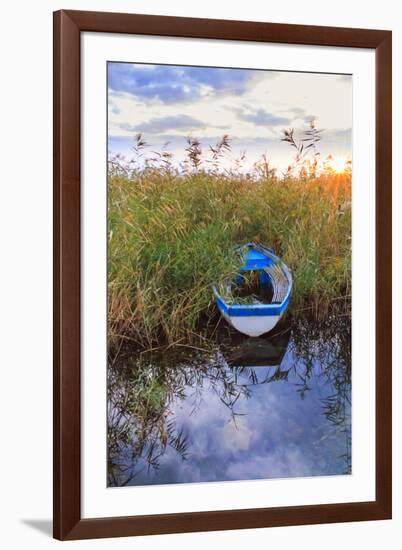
[108,316,351,487]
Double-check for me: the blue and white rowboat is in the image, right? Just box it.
[213,243,292,337]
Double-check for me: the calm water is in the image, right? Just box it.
[108,315,351,487]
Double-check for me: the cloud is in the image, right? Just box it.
[237,108,291,127]
[287,108,316,124]
[109,102,120,115]
[289,107,306,118]
[108,63,258,104]
[221,417,253,451]
[180,66,257,95]
[120,114,206,134]
[225,447,315,480]
[304,114,317,123]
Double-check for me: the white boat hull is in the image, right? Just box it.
[222,310,282,337]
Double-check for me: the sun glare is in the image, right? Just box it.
[330,157,348,173]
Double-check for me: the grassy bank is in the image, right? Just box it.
[108,162,351,348]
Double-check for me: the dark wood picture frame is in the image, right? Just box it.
[53,9,392,541]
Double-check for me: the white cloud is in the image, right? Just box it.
[221,417,253,451]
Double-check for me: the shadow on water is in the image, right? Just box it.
[108,313,351,487]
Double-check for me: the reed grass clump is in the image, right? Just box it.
[108,152,351,348]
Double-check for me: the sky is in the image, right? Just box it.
[108,62,352,174]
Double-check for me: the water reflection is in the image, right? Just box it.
[108,314,351,487]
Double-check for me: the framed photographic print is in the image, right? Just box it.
[53,10,392,540]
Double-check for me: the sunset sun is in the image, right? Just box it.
[330,157,348,173]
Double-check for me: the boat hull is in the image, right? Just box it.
[220,309,283,337]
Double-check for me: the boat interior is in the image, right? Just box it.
[231,246,291,305]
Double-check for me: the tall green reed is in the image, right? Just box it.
[108,157,351,348]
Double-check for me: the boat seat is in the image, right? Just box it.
[263,265,289,303]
